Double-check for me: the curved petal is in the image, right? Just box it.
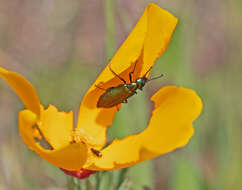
[0,67,40,116]
[83,86,202,170]
[38,105,74,150]
[76,3,178,148]
[19,109,88,171]
[142,4,178,76]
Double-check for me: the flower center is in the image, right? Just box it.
[71,130,103,158]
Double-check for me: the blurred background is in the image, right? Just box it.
[0,0,241,189]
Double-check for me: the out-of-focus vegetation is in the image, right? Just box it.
[0,0,241,189]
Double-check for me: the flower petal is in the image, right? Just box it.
[19,109,88,171]
[0,67,40,116]
[140,86,203,154]
[38,105,74,150]
[76,3,177,148]
[83,86,202,170]
[142,4,178,76]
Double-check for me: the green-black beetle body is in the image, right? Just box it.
[97,78,147,108]
[96,63,162,108]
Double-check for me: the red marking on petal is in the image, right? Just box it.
[60,168,96,179]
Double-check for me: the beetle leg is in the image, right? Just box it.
[123,99,128,103]
[95,84,106,91]
[109,63,126,84]
[129,72,132,83]
[129,60,138,83]
[116,105,120,111]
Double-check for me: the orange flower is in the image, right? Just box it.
[0,3,202,175]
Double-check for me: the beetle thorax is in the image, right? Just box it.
[136,78,147,89]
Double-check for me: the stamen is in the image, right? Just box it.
[71,131,87,144]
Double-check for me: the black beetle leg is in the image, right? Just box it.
[129,60,138,83]
[109,63,126,84]
[129,72,133,83]
[123,99,128,104]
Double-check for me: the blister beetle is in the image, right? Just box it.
[96,62,163,108]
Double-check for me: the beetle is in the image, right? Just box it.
[96,61,163,108]
[91,148,102,157]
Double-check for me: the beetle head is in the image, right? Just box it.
[136,78,147,90]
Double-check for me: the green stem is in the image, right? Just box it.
[95,172,101,190]
[116,168,128,189]
[75,178,82,190]
[67,177,75,190]
[85,179,91,190]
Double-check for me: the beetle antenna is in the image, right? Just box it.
[147,74,164,82]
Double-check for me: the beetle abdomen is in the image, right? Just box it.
[97,84,136,108]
